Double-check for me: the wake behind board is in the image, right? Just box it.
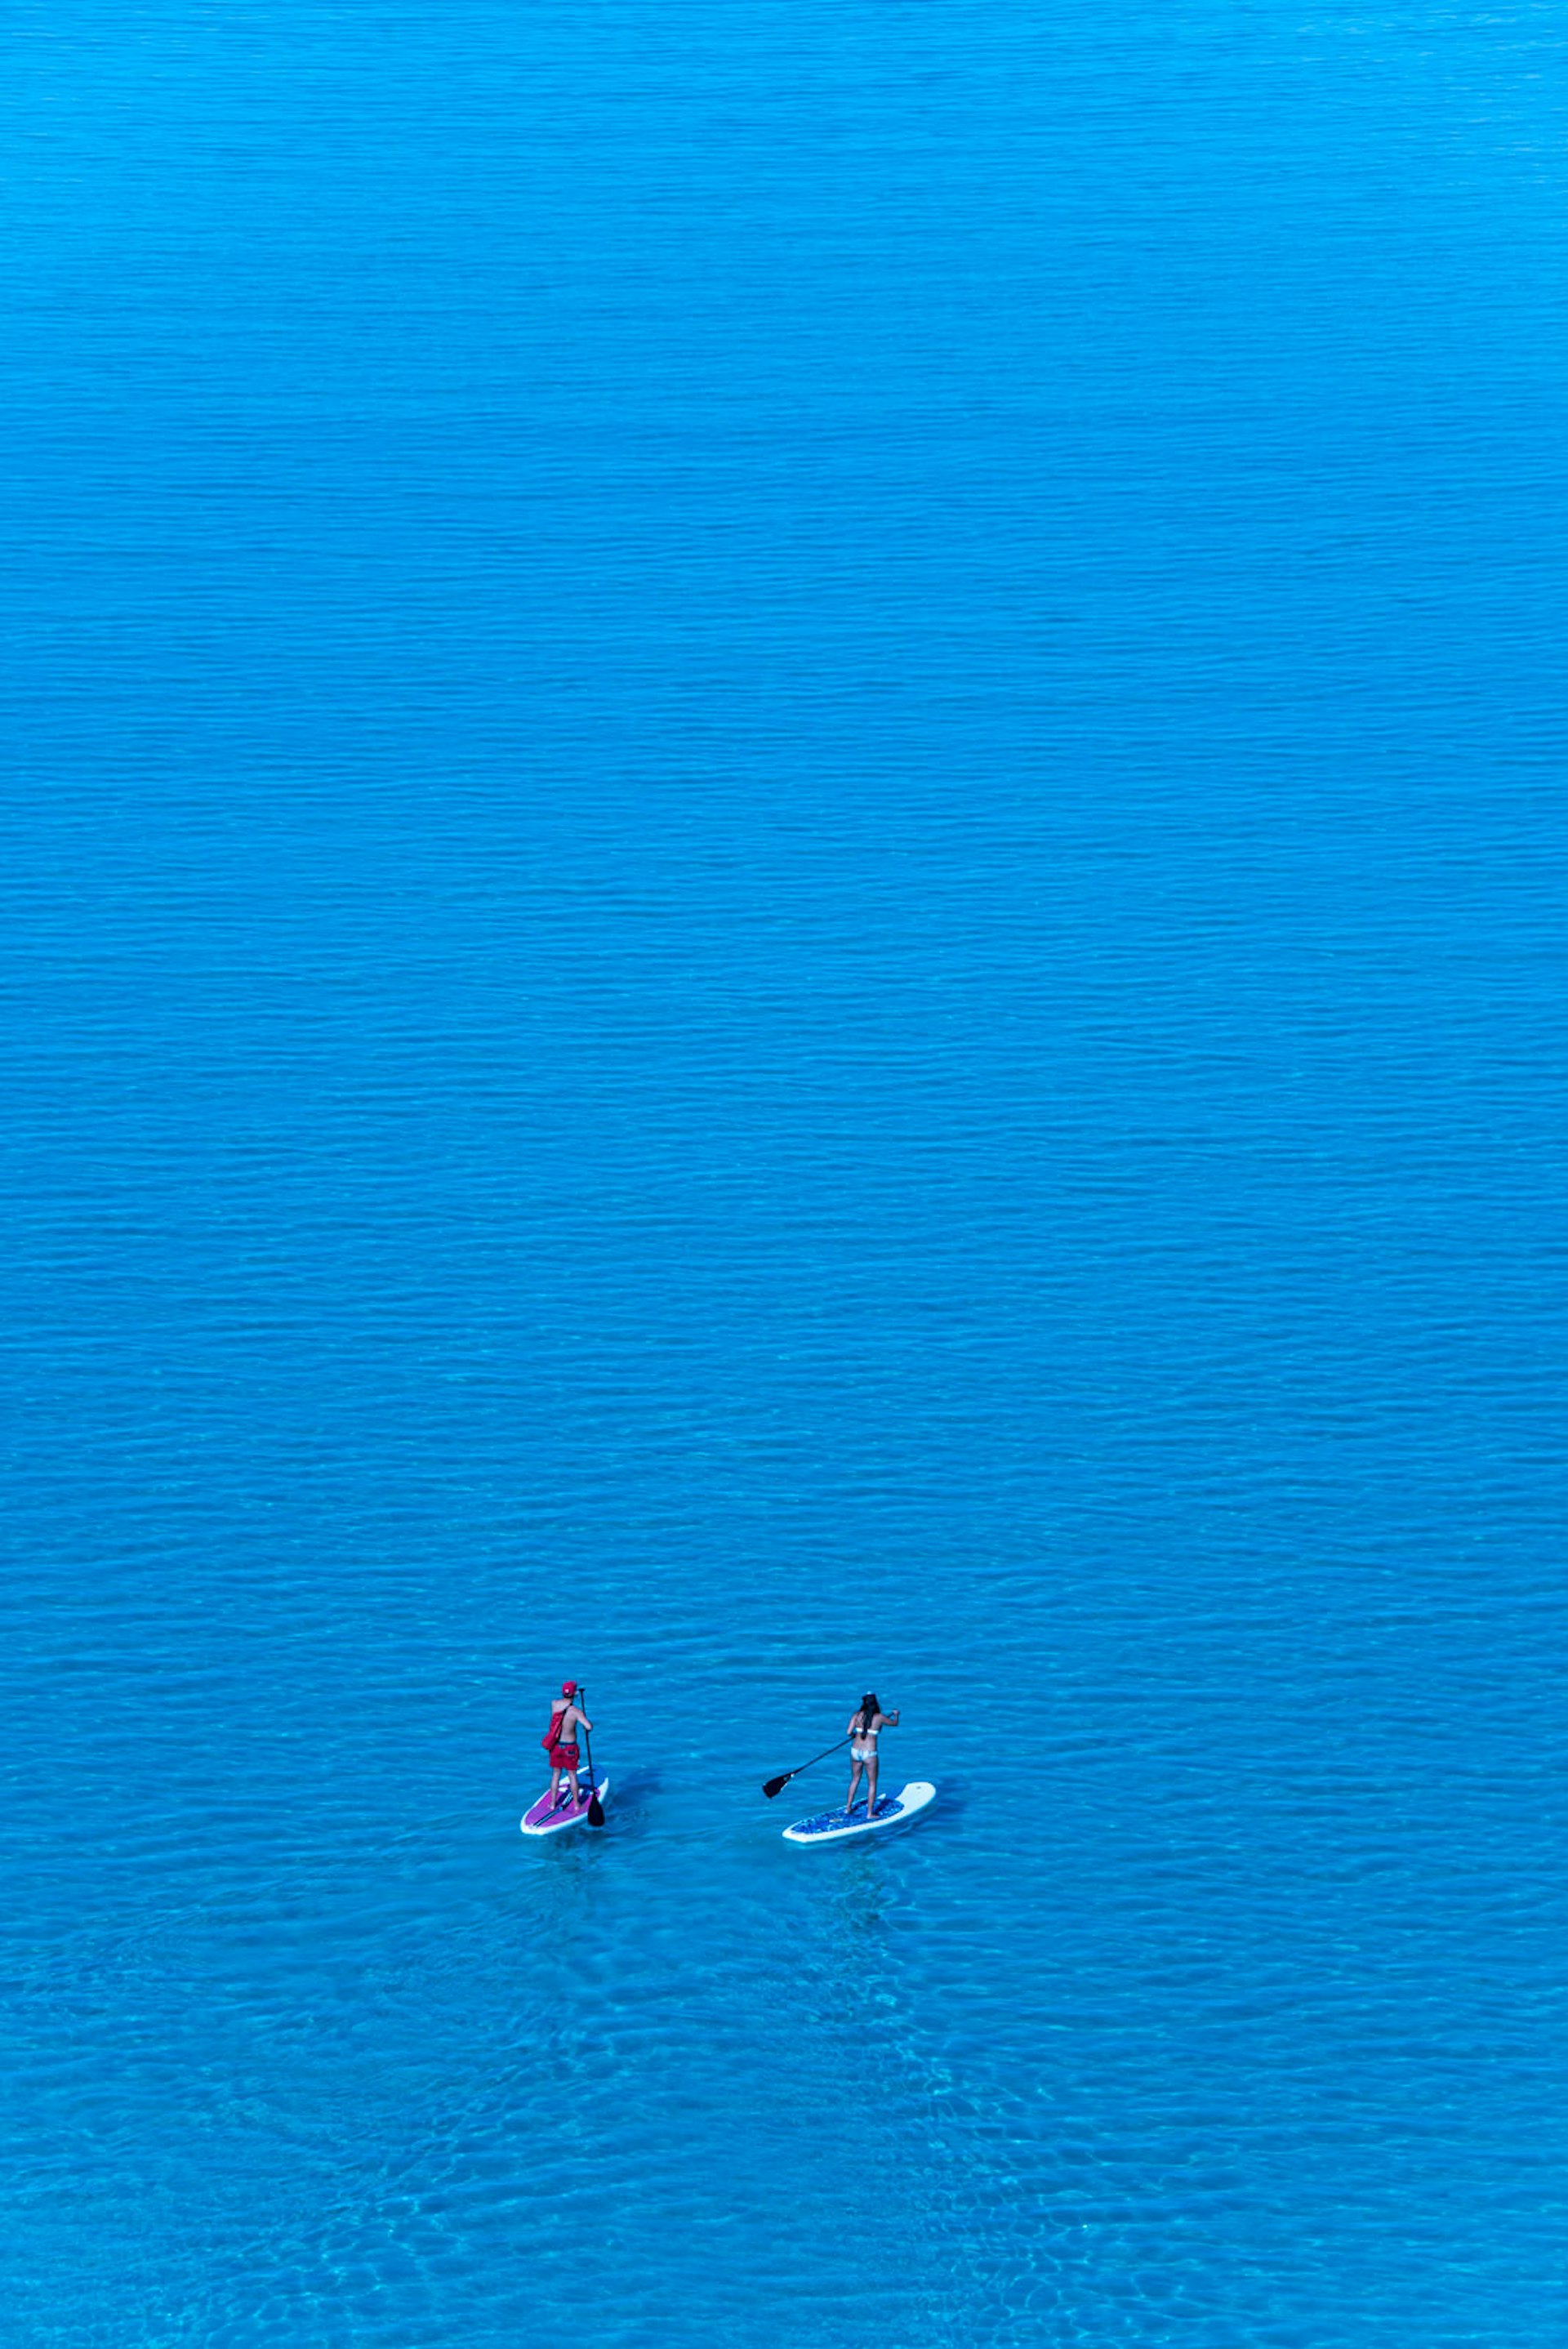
[519,1775,609,1837]
[782,1780,935,1846]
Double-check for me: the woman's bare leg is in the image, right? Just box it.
[866,1756,880,1817]
[846,1760,863,1816]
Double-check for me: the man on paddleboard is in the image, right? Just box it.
[544,1681,593,1811]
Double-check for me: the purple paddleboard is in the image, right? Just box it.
[519,1774,609,1837]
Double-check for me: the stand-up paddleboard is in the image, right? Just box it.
[782,1781,935,1846]
[519,1776,609,1837]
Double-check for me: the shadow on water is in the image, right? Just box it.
[924,1781,965,1829]
[608,1764,663,1807]
[827,1846,897,1937]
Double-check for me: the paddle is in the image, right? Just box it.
[762,1732,853,1801]
[579,1691,604,1827]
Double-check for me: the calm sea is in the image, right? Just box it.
[5,1,1566,2341]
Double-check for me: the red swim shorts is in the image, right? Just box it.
[548,1742,580,1771]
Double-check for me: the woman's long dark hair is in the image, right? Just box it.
[858,1692,880,1733]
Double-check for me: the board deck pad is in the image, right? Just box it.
[519,1774,609,1836]
[782,1780,936,1844]
[797,1794,905,1832]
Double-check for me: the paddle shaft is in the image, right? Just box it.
[578,1687,604,1825]
[762,1732,853,1800]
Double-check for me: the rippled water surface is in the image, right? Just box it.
[6,1,1567,2342]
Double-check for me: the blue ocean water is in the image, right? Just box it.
[5,0,1567,2340]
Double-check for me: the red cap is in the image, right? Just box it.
[562,1680,577,1696]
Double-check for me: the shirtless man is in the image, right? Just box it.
[545,1681,593,1810]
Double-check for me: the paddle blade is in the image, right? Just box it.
[587,1791,604,1826]
[761,1773,791,1800]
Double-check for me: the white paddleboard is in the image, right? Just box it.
[782,1780,936,1845]
[519,1775,609,1837]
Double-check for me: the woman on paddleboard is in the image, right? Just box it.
[844,1692,899,1821]
[544,1681,593,1811]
